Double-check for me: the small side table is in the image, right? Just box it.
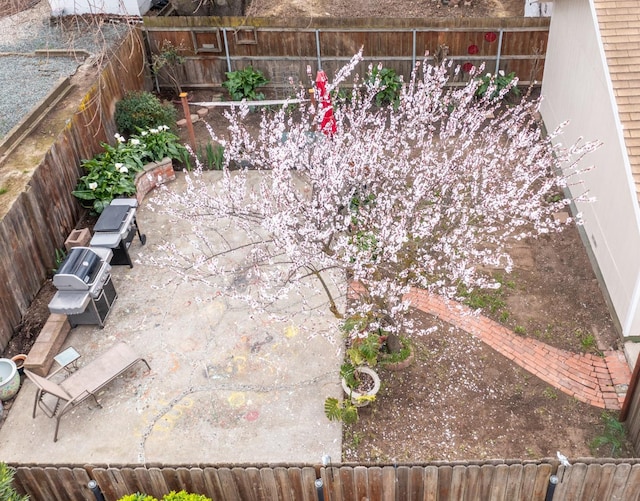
[52,347,81,376]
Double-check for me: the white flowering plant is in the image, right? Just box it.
[475,69,521,101]
[73,126,187,213]
[129,125,187,163]
[149,51,598,355]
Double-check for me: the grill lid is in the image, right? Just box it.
[56,247,103,284]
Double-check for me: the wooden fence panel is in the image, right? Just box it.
[142,17,549,95]
[203,467,226,499]
[622,464,640,498]
[0,30,145,348]
[13,462,640,501]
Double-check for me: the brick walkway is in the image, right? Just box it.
[405,287,632,410]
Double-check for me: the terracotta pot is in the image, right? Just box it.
[0,359,20,401]
[11,354,27,376]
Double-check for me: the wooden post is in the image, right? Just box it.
[180,92,197,151]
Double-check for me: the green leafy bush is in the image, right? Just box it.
[0,463,28,501]
[365,66,402,107]
[475,70,521,101]
[117,491,212,501]
[223,66,269,101]
[115,91,177,136]
[72,126,187,213]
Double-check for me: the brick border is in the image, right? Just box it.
[405,287,631,410]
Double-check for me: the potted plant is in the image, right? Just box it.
[0,359,20,401]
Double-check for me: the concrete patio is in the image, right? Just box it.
[0,171,343,465]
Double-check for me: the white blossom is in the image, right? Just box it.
[148,54,597,341]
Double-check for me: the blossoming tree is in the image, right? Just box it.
[150,52,598,352]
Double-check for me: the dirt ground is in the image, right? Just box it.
[246,0,523,19]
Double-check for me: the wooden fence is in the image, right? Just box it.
[0,30,146,348]
[142,17,549,97]
[621,353,640,454]
[9,460,640,501]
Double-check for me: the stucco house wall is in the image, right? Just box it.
[540,0,640,339]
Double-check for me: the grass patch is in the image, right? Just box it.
[590,411,627,457]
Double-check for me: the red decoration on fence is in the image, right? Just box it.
[468,44,479,55]
[462,62,474,73]
[484,32,497,43]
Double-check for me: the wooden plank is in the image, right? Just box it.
[423,465,438,501]
[259,467,280,500]
[176,466,196,493]
[274,466,295,501]
[504,464,523,500]
[489,464,508,501]
[338,466,355,501]
[382,466,396,501]
[478,464,495,500]
[120,468,142,496]
[49,467,83,501]
[147,467,170,498]
[134,467,158,496]
[217,467,242,501]
[72,468,93,501]
[16,467,56,501]
[367,466,383,501]
[592,464,617,501]
[559,464,587,501]
[449,465,466,500]
[232,466,257,501]
[354,465,369,501]
[516,464,536,501]
[243,467,267,500]
[578,464,603,501]
[328,467,343,501]
[408,465,424,501]
[300,467,318,501]
[464,464,481,501]
[203,468,224,499]
[531,464,552,500]
[604,463,631,500]
[621,464,640,499]
[437,465,453,501]
[396,465,410,501]
[92,467,132,500]
[162,467,180,493]
[190,467,209,493]
[287,467,305,501]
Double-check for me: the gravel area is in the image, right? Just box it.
[0,0,131,137]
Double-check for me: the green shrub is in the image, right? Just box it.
[115,91,177,136]
[365,66,402,107]
[475,70,521,101]
[117,491,212,501]
[72,126,187,213]
[223,66,269,101]
[163,491,212,501]
[118,494,156,501]
[0,463,28,501]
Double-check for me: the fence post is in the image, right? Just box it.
[619,351,640,421]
